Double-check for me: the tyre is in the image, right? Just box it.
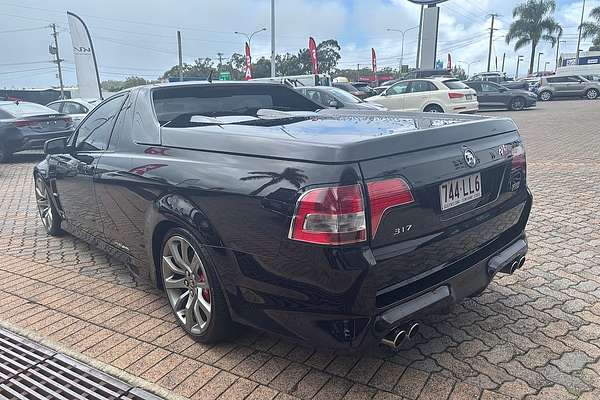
[509,96,525,111]
[34,175,62,236]
[539,91,552,101]
[160,227,234,343]
[424,104,444,113]
[585,88,599,100]
[0,142,11,163]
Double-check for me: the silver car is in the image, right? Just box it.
[535,75,600,101]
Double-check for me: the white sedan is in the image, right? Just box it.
[366,77,478,114]
[46,98,100,126]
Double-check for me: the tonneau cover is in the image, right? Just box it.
[160,110,518,163]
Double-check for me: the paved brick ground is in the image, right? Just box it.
[1,100,599,399]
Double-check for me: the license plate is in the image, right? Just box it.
[439,173,481,211]
[465,94,472,100]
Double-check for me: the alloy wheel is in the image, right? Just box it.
[35,177,53,230]
[540,91,551,101]
[161,235,212,335]
[511,98,524,111]
[586,89,598,100]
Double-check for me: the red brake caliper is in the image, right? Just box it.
[198,272,210,303]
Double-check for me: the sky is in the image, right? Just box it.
[1,0,598,89]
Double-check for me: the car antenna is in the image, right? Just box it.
[207,69,213,83]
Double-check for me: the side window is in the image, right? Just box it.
[62,102,87,114]
[567,76,582,82]
[387,82,409,95]
[46,103,62,112]
[481,83,498,92]
[305,89,322,104]
[409,81,436,93]
[75,95,126,152]
[108,94,134,151]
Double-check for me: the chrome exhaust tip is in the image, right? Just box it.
[407,322,420,340]
[509,260,519,274]
[518,256,526,269]
[381,329,407,349]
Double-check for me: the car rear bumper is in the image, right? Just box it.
[450,101,479,114]
[223,188,533,349]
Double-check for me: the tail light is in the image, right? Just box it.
[511,142,526,170]
[510,142,526,190]
[448,92,465,99]
[367,178,414,239]
[289,184,366,245]
[14,120,35,127]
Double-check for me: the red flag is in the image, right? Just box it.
[308,37,318,74]
[447,53,452,70]
[244,42,252,80]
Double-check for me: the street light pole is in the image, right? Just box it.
[386,26,419,71]
[270,0,275,77]
[515,55,524,78]
[458,60,479,78]
[536,52,543,73]
[234,28,267,64]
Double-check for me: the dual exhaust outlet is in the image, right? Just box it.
[503,255,526,274]
[380,322,420,350]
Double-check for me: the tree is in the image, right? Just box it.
[161,58,216,80]
[451,66,467,81]
[275,39,342,76]
[505,0,561,75]
[100,76,148,92]
[581,7,600,48]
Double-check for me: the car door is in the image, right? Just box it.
[480,82,506,106]
[404,80,438,111]
[378,81,409,110]
[51,94,127,237]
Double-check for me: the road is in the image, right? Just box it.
[0,100,598,399]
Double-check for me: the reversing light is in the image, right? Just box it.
[367,178,414,239]
[289,184,367,245]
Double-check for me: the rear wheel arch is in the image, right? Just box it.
[148,193,224,288]
[423,103,444,113]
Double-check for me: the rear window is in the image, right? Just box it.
[442,79,469,90]
[0,102,56,118]
[152,84,321,127]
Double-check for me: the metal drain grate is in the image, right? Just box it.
[0,329,161,400]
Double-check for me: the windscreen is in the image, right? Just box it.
[153,84,322,126]
[0,102,57,118]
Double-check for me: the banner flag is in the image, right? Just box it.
[244,42,252,80]
[67,12,102,99]
[309,37,319,74]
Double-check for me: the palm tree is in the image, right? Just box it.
[505,0,561,75]
[240,168,308,196]
[581,7,600,48]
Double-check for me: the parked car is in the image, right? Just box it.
[35,82,531,350]
[332,82,369,99]
[535,75,600,101]
[296,86,386,110]
[0,101,73,163]
[366,78,478,113]
[469,72,529,90]
[351,82,377,97]
[465,81,537,111]
[46,98,100,126]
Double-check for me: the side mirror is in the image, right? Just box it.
[44,137,68,155]
[328,99,341,108]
